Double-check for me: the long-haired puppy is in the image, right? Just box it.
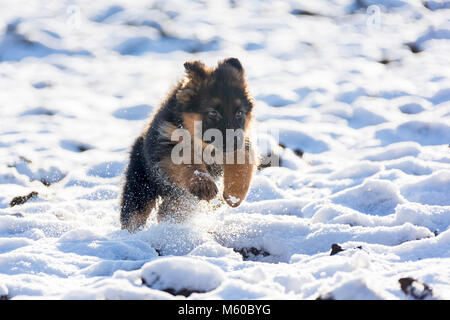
[120,58,257,232]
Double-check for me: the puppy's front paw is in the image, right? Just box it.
[189,171,218,201]
[223,192,243,208]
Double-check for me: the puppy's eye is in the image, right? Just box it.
[235,110,244,118]
[208,110,218,118]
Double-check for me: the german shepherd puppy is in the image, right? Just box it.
[120,58,257,232]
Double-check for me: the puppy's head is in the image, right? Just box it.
[177,58,253,151]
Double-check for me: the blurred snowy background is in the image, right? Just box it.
[0,0,449,299]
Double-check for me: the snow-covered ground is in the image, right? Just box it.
[0,0,449,300]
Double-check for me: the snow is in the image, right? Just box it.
[140,257,225,294]
[400,171,450,206]
[330,179,405,215]
[0,0,450,300]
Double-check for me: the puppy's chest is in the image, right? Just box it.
[205,163,223,179]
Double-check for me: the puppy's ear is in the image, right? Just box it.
[183,60,208,80]
[221,57,243,73]
[177,60,208,105]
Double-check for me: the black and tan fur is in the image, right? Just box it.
[120,58,257,232]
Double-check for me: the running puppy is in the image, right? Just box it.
[120,58,257,232]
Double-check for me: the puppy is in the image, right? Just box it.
[120,58,257,232]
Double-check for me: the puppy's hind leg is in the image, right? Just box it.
[121,197,156,232]
[120,137,158,232]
